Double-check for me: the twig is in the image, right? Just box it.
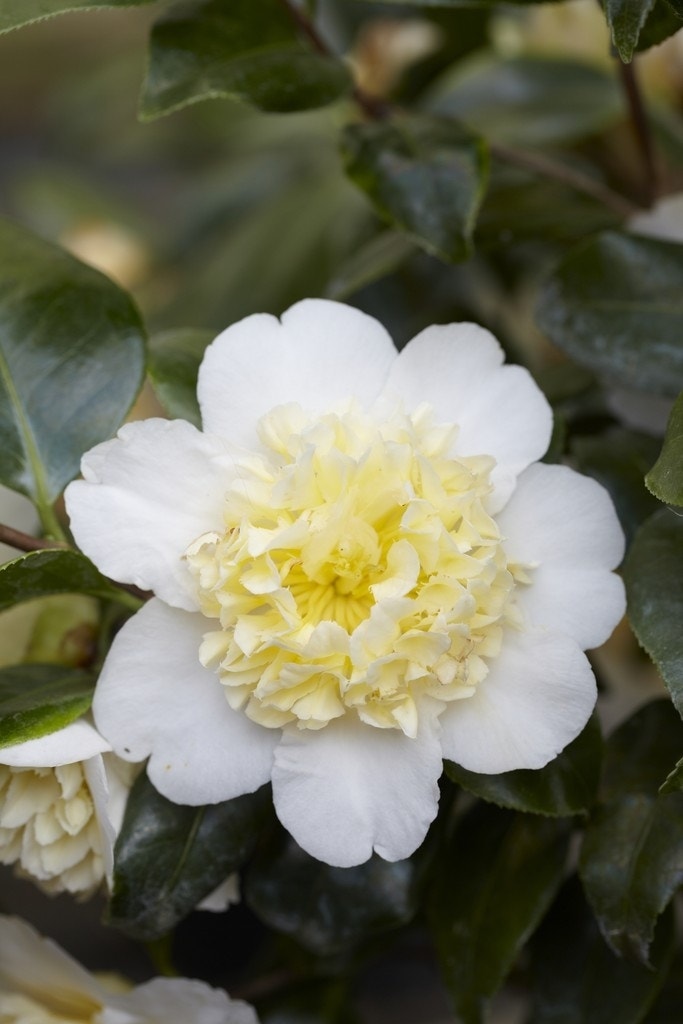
[0,523,67,553]
[618,59,658,206]
[489,141,640,220]
[277,0,390,119]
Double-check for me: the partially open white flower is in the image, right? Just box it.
[0,720,131,896]
[0,914,259,1024]
[65,300,625,867]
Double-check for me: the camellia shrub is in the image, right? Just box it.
[0,1,682,1022]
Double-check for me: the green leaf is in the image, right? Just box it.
[341,115,488,263]
[0,663,94,748]
[147,328,213,428]
[0,218,145,527]
[645,391,683,506]
[109,773,269,940]
[245,834,418,955]
[637,0,683,51]
[0,549,136,611]
[428,805,569,1024]
[605,0,657,61]
[572,429,662,545]
[529,877,675,1024]
[536,231,683,398]
[258,980,360,1024]
[624,509,683,713]
[140,0,352,120]
[353,0,563,6]
[430,56,623,147]
[445,715,602,817]
[579,700,683,963]
[0,0,156,33]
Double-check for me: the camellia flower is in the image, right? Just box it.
[65,300,625,867]
[0,719,132,895]
[0,914,259,1023]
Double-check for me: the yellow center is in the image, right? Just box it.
[185,401,529,737]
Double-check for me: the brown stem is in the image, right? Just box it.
[0,523,67,553]
[489,141,640,220]
[277,0,390,119]
[618,59,658,206]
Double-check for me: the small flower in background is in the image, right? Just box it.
[0,914,259,1023]
[66,299,625,867]
[0,721,133,897]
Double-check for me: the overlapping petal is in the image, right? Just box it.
[198,299,397,447]
[439,628,597,773]
[65,419,237,611]
[93,599,277,805]
[272,701,443,866]
[497,463,625,648]
[382,323,553,509]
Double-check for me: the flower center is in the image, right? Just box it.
[0,762,104,895]
[185,401,530,737]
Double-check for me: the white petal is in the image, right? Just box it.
[196,873,240,912]
[197,299,397,446]
[382,324,552,509]
[0,719,110,768]
[83,754,130,889]
[66,419,236,611]
[101,977,259,1024]
[93,599,276,806]
[440,628,597,773]
[498,463,626,648]
[0,914,105,1007]
[272,702,443,867]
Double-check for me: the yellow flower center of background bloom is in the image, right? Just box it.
[0,762,104,895]
[185,401,530,737]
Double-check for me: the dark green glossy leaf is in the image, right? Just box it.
[606,0,657,61]
[428,804,569,1024]
[645,391,683,505]
[0,549,136,611]
[624,509,683,713]
[536,231,683,397]
[258,980,360,1024]
[0,663,94,748]
[530,877,675,1024]
[430,57,623,146]
[579,700,683,963]
[572,430,662,545]
[0,0,156,33]
[109,774,269,940]
[147,328,213,428]
[0,218,145,522]
[341,115,488,263]
[637,0,683,50]
[445,715,601,817]
[140,0,351,120]
[245,834,418,955]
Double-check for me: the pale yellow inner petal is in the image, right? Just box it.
[0,761,104,897]
[185,401,531,736]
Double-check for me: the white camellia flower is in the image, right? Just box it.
[0,914,259,1024]
[0,719,132,896]
[65,300,625,867]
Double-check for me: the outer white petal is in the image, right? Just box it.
[100,977,259,1024]
[0,718,110,768]
[93,599,276,806]
[382,324,552,509]
[197,299,397,446]
[439,629,597,774]
[272,702,443,867]
[498,463,626,649]
[84,754,134,888]
[0,914,106,1009]
[65,419,236,611]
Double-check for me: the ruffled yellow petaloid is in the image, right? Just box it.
[185,401,529,736]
